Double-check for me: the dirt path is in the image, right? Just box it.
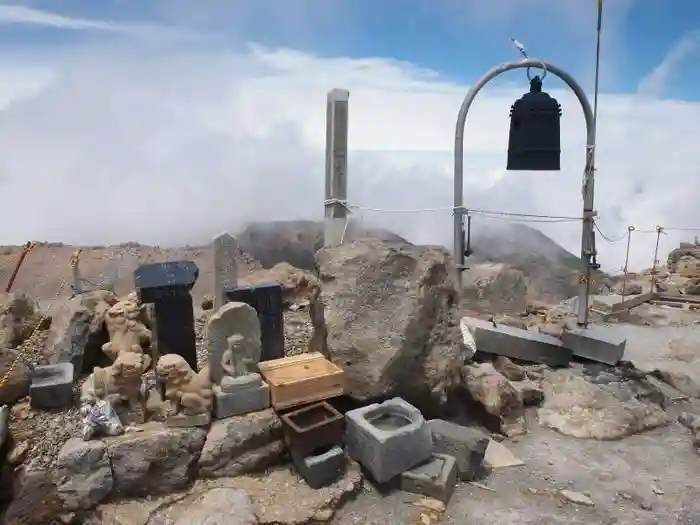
[335,415,700,524]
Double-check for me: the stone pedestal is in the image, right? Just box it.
[214,373,270,419]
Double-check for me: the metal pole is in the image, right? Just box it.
[592,0,603,129]
[5,241,33,293]
[651,225,663,293]
[620,225,634,298]
[454,58,596,326]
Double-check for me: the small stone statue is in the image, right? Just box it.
[156,354,213,427]
[80,398,124,440]
[102,293,152,362]
[206,302,270,418]
[80,351,151,422]
[219,334,262,391]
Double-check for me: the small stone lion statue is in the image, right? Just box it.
[102,293,152,362]
[81,351,151,412]
[156,354,213,418]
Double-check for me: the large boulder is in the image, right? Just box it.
[460,263,528,313]
[0,293,47,405]
[313,239,466,410]
[0,293,46,349]
[56,423,207,510]
[198,409,285,478]
[240,262,319,307]
[45,290,119,374]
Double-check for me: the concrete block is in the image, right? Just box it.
[464,316,571,366]
[345,397,432,483]
[291,445,346,489]
[281,401,345,456]
[398,453,458,503]
[561,326,626,366]
[30,363,74,410]
[428,419,489,481]
[213,382,270,419]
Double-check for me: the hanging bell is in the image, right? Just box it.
[506,75,562,171]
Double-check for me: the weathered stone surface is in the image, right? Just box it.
[537,369,670,440]
[108,423,206,497]
[2,467,64,525]
[679,412,700,453]
[171,488,257,525]
[655,369,700,398]
[56,423,206,509]
[512,379,544,406]
[0,293,49,405]
[154,462,363,525]
[46,290,119,375]
[460,263,528,314]
[57,438,113,511]
[0,349,31,405]
[492,356,526,381]
[198,409,285,478]
[314,239,465,408]
[461,363,526,436]
[428,419,489,481]
[0,293,46,348]
[241,262,319,308]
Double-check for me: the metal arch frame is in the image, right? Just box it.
[454,58,597,327]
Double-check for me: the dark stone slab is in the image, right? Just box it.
[224,283,284,361]
[464,316,571,367]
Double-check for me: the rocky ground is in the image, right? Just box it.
[4,236,700,524]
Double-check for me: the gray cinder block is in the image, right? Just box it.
[30,363,74,410]
[464,316,572,366]
[291,445,346,489]
[398,453,458,503]
[345,397,432,483]
[561,326,626,366]
[428,419,489,481]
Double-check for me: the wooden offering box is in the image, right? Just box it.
[257,352,344,410]
[281,401,345,456]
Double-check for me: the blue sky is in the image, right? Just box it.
[0,0,698,272]
[0,0,698,100]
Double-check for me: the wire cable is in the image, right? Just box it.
[593,222,627,243]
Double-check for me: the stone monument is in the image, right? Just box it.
[133,260,199,371]
[213,233,239,310]
[207,301,270,418]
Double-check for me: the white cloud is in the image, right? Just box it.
[0,5,208,41]
[0,23,698,275]
[637,29,700,98]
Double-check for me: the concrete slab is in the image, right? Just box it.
[463,316,572,366]
[291,445,346,489]
[428,419,489,481]
[561,326,626,366]
[345,397,432,483]
[398,453,458,503]
[29,363,74,410]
